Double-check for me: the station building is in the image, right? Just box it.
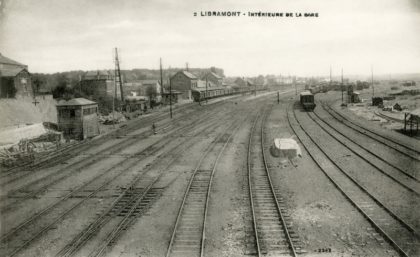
[169,71,198,100]
[56,98,100,140]
[0,53,33,98]
[79,70,116,100]
[202,72,223,87]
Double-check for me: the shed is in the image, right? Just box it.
[162,89,182,105]
[56,98,100,140]
[404,108,420,136]
[372,97,383,106]
[349,92,360,103]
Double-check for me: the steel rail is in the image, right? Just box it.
[287,103,418,257]
[294,106,419,238]
[320,101,420,160]
[247,105,298,257]
[247,109,262,257]
[56,111,240,257]
[307,112,420,194]
[311,110,420,182]
[165,111,251,257]
[260,106,298,257]
[0,102,194,175]
[1,111,231,257]
[0,111,223,213]
[0,103,212,191]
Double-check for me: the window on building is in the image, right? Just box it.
[60,109,70,118]
[70,110,75,118]
[83,107,97,116]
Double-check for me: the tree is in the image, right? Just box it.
[52,74,74,99]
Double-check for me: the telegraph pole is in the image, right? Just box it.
[341,68,344,105]
[205,77,208,104]
[371,65,374,97]
[112,58,117,129]
[294,76,297,97]
[169,79,173,119]
[114,48,124,102]
[160,58,164,100]
[329,66,332,85]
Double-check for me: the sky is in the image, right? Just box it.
[0,0,419,77]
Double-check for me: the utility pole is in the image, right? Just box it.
[112,60,116,129]
[329,66,332,85]
[160,58,164,101]
[294,76,297,97]
[371,65,374,97]
[277,91,280,104]
[341,68,344,105]
[169,79,173,119]
[205,77,208,104]
[114,48,124,102]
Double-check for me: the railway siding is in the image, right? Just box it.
[0,106,239,257]
[288,104,420,257]
[295,108,420,233]
[321,101,420,160]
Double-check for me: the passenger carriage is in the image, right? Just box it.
[300,91,316,111]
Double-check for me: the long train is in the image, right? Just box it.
[191,86,264,102]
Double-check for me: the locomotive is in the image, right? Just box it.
[300,91,316,111]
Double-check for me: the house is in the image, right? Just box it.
[123,80,162,105]
[202,72,223,87]
[0,53,33,98]
[161,89,182,105]
[234,77,255,88]
[170,71,198,100]
[124,92,150,113]
[56,98,100,140]
[79,70,116,99]
[137,80,162,104]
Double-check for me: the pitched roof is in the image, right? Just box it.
[0,53,27,67]
[0,67,27,77]
[57,98,97,106]
[180,71,197,79]
[205,72,222,79]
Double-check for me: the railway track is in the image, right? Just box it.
[247,105,301,257]
[0,101,233,205]
[0,102,205,188]
[373,110,404,123]
[311,109,420,182]
[165,107,252,257]
[0,108,236,257]
[319,101,420,161]
[307,112,420,193]
[287,103,420,257]
[0,106,227,213]
[0,102,194,176]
